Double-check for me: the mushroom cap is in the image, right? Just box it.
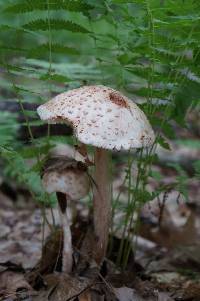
[42,158,90,200]
[50,143,86,162]
[37,85,155,151]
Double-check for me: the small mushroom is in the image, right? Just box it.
[42,157,90,273]
[37,85,155,264]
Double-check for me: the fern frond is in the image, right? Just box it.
[0,25,26,33]
[28,43,79,58]
[0,45,26,53]
[23,19,89,33]
[40,73,71,83]
[193,160,200,179]
[4,0,93,14]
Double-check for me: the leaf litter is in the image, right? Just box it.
[0,155,200,301]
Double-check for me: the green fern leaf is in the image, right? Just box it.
[193,160,200,179]
[0,45,26,53]
[40,73,71,83]
[28,43,79,58]
[0,25,26,33]
[157,136,171,150]
[4,0,93,14]
[23,19,89,33]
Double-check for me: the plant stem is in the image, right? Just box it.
[116,153,133,266]
[93,148,111,264]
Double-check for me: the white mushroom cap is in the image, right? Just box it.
[42,159,90,200]
[37,85,155,151]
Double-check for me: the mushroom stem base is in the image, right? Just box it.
[56,192,73,273]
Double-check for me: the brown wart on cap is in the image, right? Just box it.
[37,85,155,264]
[109,91,129,108]
[42,157,90,273]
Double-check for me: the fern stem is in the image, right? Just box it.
[145,0,155,114]
[5,63,35,142]
[46,0,52,140]
[116,152,134,266]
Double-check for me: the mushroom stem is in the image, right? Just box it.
[93,148,111,264]
[56,192,73,273]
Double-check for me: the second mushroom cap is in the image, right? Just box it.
[42,158,90,200]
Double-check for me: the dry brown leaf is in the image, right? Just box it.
[32,288,54,301]
[157,292,174,301]
[44,274,90,301]
[181,280,200,299]
[78,291,92,301]
[114,287,146,301]
[0,271,33,300]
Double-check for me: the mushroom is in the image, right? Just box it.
[50,143,85,162]
[37,85,155,264]
[42,157,90,273]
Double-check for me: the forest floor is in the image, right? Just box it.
[1,115,200,301]
[1,150,200,301]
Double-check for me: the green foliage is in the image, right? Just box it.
[28,43,79,58]
[23,19,90,33]
[193,160,200,180]
[0,111,19,144]
[168,163,189,200]
[0,143,57,206]
[157,136,171,150]
[4,0,93,14]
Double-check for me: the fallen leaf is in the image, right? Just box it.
[44,274,90,301]
[157,292,174,301]
[114,287,146,301]
[151,272,184,284]
[0,271,33,300]
[78,291,92,301]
